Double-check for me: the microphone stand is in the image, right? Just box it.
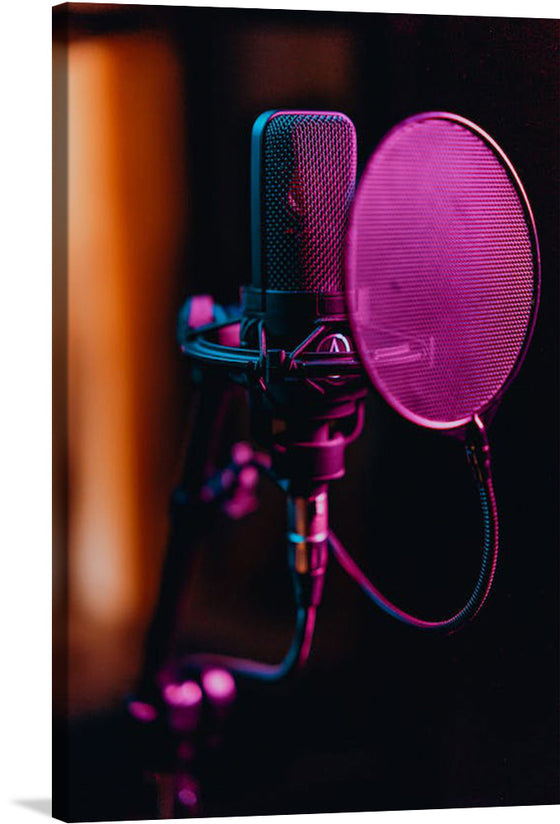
[133,297,243,708]
[128,419,366,817]
[125,363,243,819]
[128,305,368,818]
[131,297,505,817]
[133,373,234,706]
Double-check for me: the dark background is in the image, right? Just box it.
[54,4,559,820]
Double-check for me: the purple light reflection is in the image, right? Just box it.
[178,787,198,808]
[128,700,158,723]
[164,680,203,734]
[163,680,203,708]
[231,441,253,465]
[201,668,237,706]
[177,775,200,812]
[238,465,259,489]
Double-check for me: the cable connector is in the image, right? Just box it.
[287,492,329,608]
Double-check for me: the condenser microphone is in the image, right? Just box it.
[180,110,365,490]
[235,110,366,487]
[241,110,357,348]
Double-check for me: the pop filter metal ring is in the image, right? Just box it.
[346,111,541,431]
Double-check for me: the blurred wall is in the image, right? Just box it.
[54,14,188,713]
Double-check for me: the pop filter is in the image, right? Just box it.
[331,112,541,632]
[346,112,540,430]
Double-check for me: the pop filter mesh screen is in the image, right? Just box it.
[346,113,539,429]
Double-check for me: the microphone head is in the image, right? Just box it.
[346,112,540,431]
[243,110,357,343]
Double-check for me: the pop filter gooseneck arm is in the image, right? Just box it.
[328,414,499,634]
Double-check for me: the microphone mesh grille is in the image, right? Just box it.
[346,113,539,428]
[262,112,356,292]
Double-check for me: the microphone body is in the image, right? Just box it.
[241,109,356,347]
[178,110,366,491]
[240,111,365,466]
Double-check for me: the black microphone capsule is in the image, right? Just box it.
[242,110,357,346]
